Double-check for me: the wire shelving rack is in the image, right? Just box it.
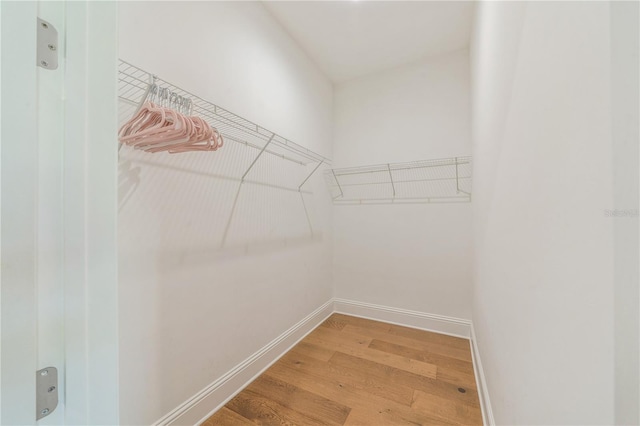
[325,156,472,205]
[117,59,331,191]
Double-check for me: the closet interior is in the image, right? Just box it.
[1,0,637,425]
[114,1,638,425]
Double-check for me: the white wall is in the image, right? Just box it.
[471,2,633,423]
[118,2,333,424]
[611,2,639,423]
[332,50,473,320]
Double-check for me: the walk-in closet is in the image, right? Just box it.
[0,1,638,425]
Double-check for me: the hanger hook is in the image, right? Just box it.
[169,92,178,111]
[148,84,158,104]
[148,75,158,104]
[159,87,169,107]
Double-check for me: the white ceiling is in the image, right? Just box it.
[263,1,475,83]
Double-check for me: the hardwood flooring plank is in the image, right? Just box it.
[202,407,254,425]
[343,324,472,362]
[386,323,471,351]
[226,388,325,426]
[305,328,437,379]
[278,349,415,406]
[368,339,474,375]
[435,367,478,391]
[293,341,335,362]
[267,359,454,426]
[330,351,481,408]
[332,313,470,355]
[246,374,351,425]
[343,407,455,426]
[368,339,477,389]
[412,390,483,425]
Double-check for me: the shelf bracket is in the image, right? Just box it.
[387,163,396,197]
[331,169,344,199]
[241,134,274,182]
[298,160,324,192]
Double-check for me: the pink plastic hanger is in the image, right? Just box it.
[118,83,225,154]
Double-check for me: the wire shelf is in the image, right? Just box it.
[118,59,331,168]
[325,156,472,205]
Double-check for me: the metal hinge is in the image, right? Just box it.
[36,367,58,420]
[36,18,58,70]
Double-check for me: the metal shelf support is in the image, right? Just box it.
[331,169,344,199]
[298,160,324,191]
[241,134,274,182]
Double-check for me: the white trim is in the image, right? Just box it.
[154,299,335,426]
[470,324,495,426]
[64,2,119,424]
[334,298,471,339]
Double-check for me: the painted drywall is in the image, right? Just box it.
[470,2,632,423]
[611,2,640,423]
[117,2,333,424]
[263,1,474,83]
[332,50,473,320]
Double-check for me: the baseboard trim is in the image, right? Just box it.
[470,324,495,426]
[333,298,471,339]
[153,299,334,426]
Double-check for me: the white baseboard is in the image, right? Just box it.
[154,298,489,426]
[153,299,334,426]
[334,298,471,339]
[470,324,495,426]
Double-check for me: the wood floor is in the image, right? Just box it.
[203,314,482,425]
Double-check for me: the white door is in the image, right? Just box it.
[1,2,119,424]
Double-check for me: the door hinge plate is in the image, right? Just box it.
[37,18,58,70]
[36,367,58,420]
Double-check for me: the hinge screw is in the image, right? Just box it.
[48,44,56,51]
[48,386,56,393]
[40,369,48,376]
[40,60,49,67]
[41,408,49,415]
[41,22,48,29]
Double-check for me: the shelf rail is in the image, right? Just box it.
[325,156,472,205]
